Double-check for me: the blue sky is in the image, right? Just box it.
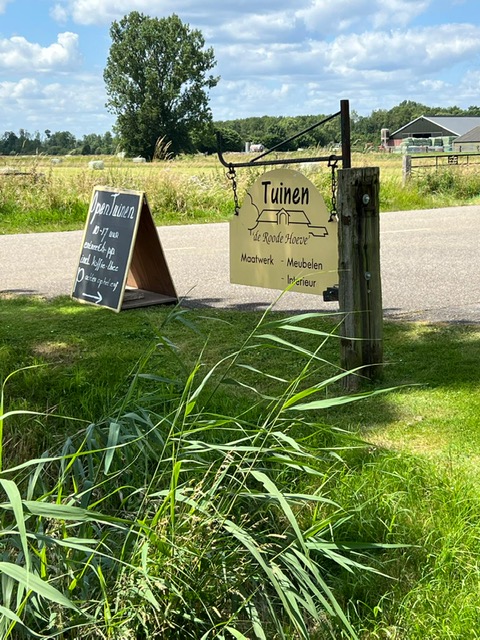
[1,0,479,138]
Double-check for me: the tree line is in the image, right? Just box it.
[215,101,480,152]
[3,100,480,158]
[0,130,118,157]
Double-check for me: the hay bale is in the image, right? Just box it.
[88,160,104,170]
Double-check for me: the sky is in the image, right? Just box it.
[1,0,480,138]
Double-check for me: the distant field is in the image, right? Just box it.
[0,148,405,175]
[1,151,479,234]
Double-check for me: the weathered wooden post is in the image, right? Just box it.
[337,167,383,390]
[402,154,412,185]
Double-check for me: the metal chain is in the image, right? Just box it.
[229,158,337,219]
[328,156,338,221]
[226,164,240,215]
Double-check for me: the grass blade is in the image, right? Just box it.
[0,479,30,574]
[0,562,81,612]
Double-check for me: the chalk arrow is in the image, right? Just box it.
[83,291,103,304]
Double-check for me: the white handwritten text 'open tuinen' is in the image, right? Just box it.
[89,192,136,225]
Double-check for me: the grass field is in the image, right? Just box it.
[1,151,480,638]
[1,294,480,638]
[2,150,480,234]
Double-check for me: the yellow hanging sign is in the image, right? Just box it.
[230,168,338,294]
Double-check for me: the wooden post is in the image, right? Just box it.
[340,99,352,169]
[402,154,412,185]
[337,167,383,390]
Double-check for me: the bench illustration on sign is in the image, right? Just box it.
[230,169,338,294]
[72,186,177,311]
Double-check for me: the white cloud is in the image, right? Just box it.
[55,0,431,35]
[0,78,41,102]
[370,0,431,28]
[0,32,81,73]
[218,41,326,79]
[0,0,12,14]
[210,15,480,121]
[57,0,218,26]
[297,0,373,36]
[296,0,431,35]
[0,75,113,135]
[50,3,69,23]
[216,21,480,89]
[214,11,300,43]
[212,79,300,120]
[4,0,480,134]
[457,70,480,103]
[55,0,278,25]
[419,79,449,92]
[327,24,480,75]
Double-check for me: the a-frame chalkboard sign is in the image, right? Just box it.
[72,186,177,311]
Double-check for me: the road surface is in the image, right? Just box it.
[1,205,479,323]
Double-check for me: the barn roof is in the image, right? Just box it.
[390,116,480,138]
[454,125,480,143]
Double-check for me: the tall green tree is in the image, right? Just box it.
[103,12,219,159]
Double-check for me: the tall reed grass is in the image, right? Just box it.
[2,152,478,234]
[413,165,480,200]
[0,161,236,232]
[0,307,397,639]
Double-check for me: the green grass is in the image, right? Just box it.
[2,297,478,464]
[2,151,480,637]
[1,294,480,638]
[2,152,480,234]
[0,298,389,638]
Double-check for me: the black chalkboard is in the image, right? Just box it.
[72,186,177,311]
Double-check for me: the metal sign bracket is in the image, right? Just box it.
[216,99,351,171]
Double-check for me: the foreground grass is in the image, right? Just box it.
[1,295,480,637]
[1,296,479,463]
[2,152,480,234]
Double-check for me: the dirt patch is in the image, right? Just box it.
[32,341,79,364]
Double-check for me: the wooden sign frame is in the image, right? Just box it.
[72,186,177,312]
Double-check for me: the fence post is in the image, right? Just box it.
[337,167,383,390]
[340,99,352,169]
[402,154,412,184]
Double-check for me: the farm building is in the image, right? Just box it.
[382,116,480,152]
[452,126,480,152]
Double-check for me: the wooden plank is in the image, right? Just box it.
[337,167,383,390]
[126,196,177,302]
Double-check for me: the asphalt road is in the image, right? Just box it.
[1,205,479,323]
